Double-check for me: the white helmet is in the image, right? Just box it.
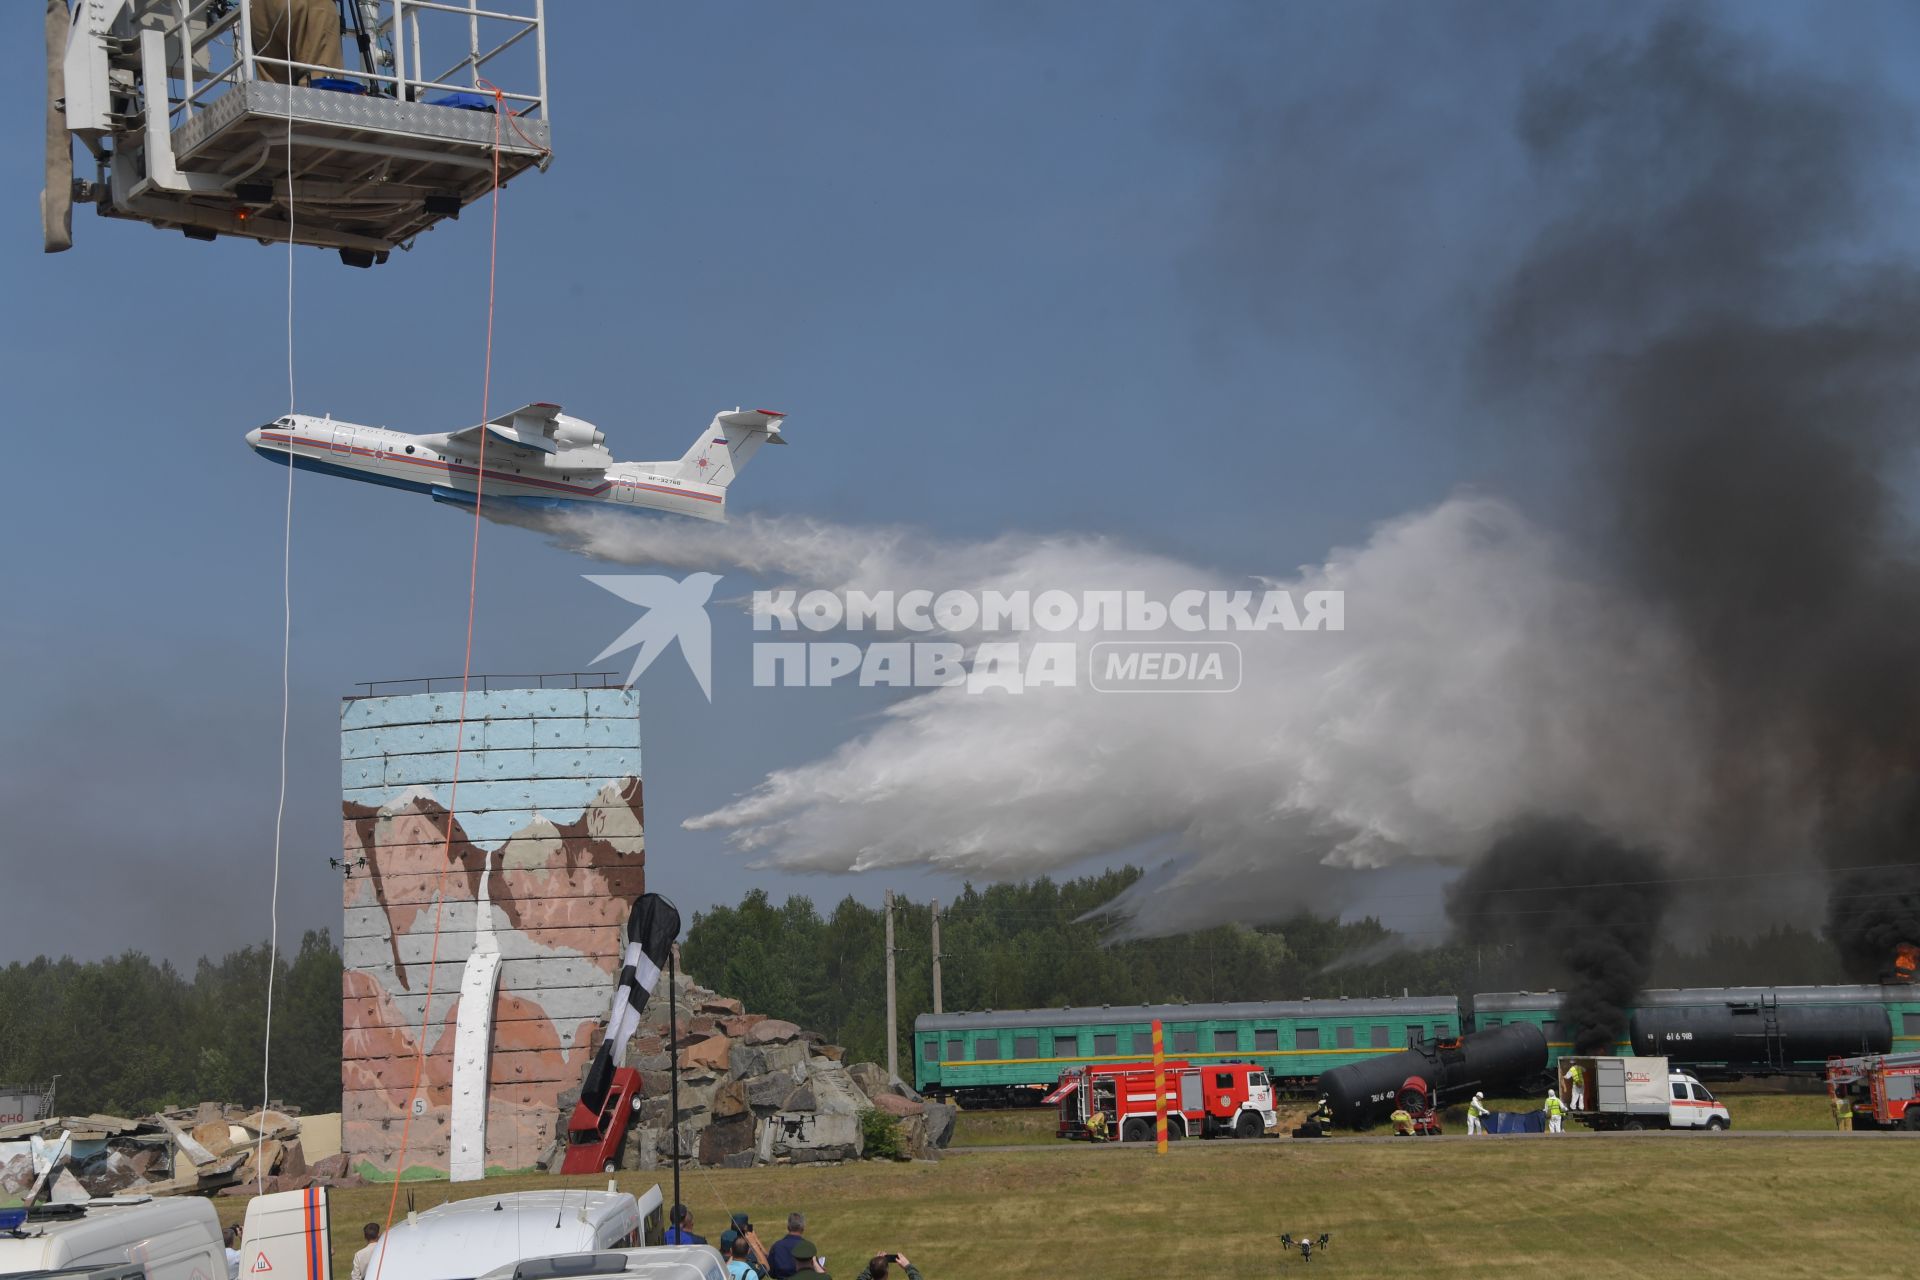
[1474,1091,1484,1100]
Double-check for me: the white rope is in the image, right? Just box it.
[258,20,295,1188]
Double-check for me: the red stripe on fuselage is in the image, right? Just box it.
[258,432,723,504]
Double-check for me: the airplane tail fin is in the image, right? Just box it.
[671,409,786,489]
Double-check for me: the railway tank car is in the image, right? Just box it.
[1472,984,1920,1078]
[1320,1022,1548,1129]
[1629,987,1897,1073]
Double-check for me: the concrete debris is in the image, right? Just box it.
[0,1107,353,1201]
[560,966,956,1171]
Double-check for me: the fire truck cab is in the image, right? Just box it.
[1829,1051,1920,1130]
[1049,1060,1277,1141]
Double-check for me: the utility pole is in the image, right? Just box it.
[884,890,899,1083]
[930,898,944,1016]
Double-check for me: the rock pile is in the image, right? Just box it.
[542,967,956,1171]
[0,1105,354,1200]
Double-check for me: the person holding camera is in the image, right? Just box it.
[864,1254,922,1280]
[722,1214,771,1276]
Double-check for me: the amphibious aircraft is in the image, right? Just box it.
[245,403,787,521]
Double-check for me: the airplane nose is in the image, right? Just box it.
[246,426,263,449]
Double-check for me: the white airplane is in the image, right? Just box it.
[244,403,787,522]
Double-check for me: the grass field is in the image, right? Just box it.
[230,1127,1914,1279]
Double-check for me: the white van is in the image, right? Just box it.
[475,1247,726,1280]
[0,1197,226,1280]
[366,1187,665,1280]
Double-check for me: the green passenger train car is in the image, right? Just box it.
[914,997,1462,1106]
[1470,985,1920,1075]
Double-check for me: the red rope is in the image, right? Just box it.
[374,87,505,1268]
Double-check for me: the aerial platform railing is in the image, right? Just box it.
[47,0,552,264]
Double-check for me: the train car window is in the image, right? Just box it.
[1406,1025,1423,1047]
[1542,1020,1560,1042]
[1054,1035,1078,1057]
[947,1038,965,1061]
[1173,1029,1199,1052]
[974,1037,1000,1060]
[1015,1035,1040,1059]
[1369,1025,1390,1048]
[1433,1022,1450,1040]
[1671,1081,1688,1101]
[925,1040,941,1062]
[1905,1013,1920,1035]
[1336,1026,1356,1049]
[1297,1028,1321,1050]
[1482,1017,1502,1028]
[1094,1033,1118,1055]
[1214,1030,1239,1051]
[1255,1029,1279,1051]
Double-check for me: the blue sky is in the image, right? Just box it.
[5,1,1916,965]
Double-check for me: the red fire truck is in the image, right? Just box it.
[1048,1060,1278,1141]
[1828,1051,1920,1130]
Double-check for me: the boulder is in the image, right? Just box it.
[711,1080,749,1120]
[764,1061,868,1163]
[816,1045,846,1063]
[729,1038,809,1079]
[678,1035,733,1074]
[721,1149,756,1170]
[847,1063,891,1099]
[627,1052,673,1077]
[745,1070,802,1113]
[308,1153,350,1183]
[869,1093,924,1119]
[718,1014,767,1037]
[697,996,744,1016]
[621,1125,659,1172]
[922,1101,958,1149]
[897,1112,933,1159]
[745,1019,801,1046]
[698,1115,755,1166]
[781,1083,817,1114]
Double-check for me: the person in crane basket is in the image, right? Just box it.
[250,0,346,85]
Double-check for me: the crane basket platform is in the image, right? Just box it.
[49,0,552,264]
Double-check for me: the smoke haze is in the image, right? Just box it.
[542,14,1920,970]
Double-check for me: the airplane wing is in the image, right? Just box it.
[444,402,564,454]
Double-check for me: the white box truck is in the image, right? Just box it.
[1561,1055,1731,1131]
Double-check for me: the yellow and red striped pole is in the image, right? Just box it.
[1152,1018,1168,1154]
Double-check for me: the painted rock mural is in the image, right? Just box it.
[339,687,641,1179]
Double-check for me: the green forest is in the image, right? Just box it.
[0,866,1853,1112]
[0,930,340,1118]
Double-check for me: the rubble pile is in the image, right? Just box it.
[543,967,957,1171]
[0,1104,352,1200]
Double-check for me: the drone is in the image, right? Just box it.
[1280,1233,1333,1263]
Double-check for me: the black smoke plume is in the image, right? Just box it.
[1448,817,1671,1052]
[1479,16,1920,970]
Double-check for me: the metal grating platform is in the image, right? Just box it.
[137,83,550,251]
